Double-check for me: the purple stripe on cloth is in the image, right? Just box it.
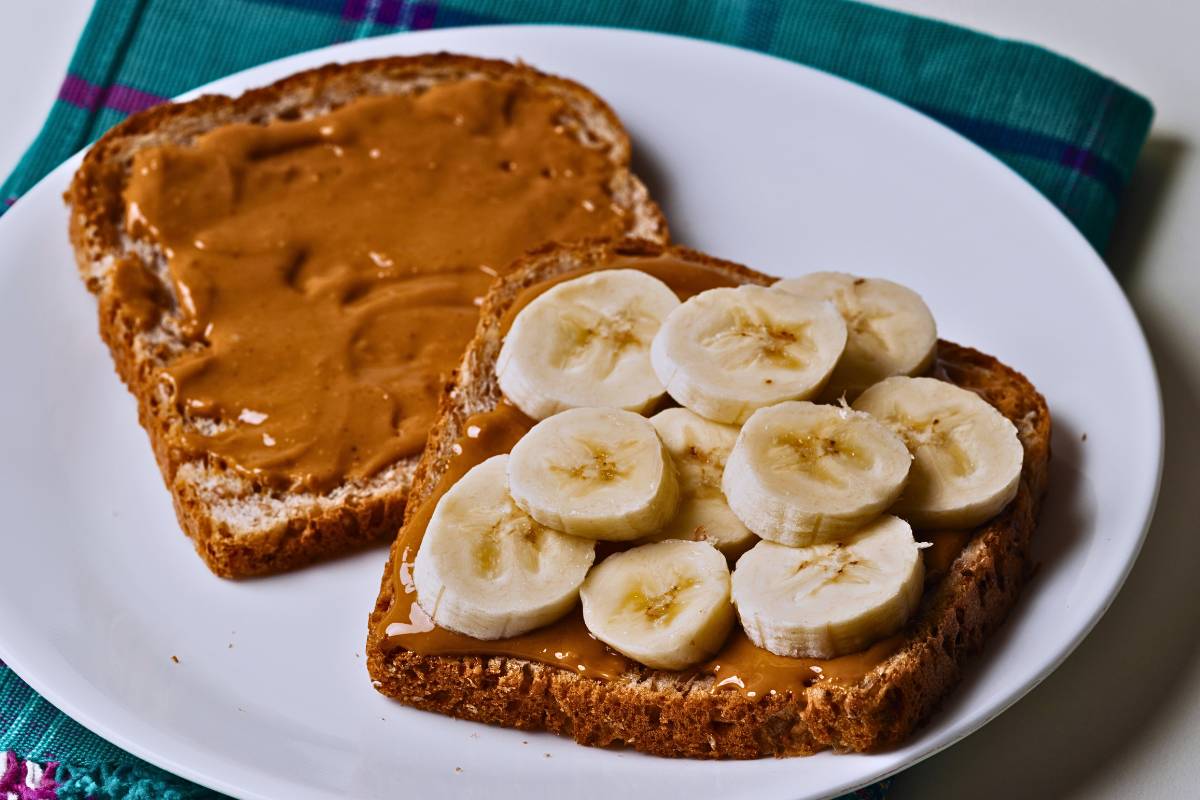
[57,74,102,110]
[57,75,166,115]
[341,0,368,21]
[915,104,1127,197]
[1062,145,1102,173]
[104,84,167,114]
[411,1,437,29]
[376,0,403,26]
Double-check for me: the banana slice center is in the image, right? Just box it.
[846,307,895,353]
[889,412,976,477]
[473,507,550,578]
[558,304,657,377]
[684,443,726,498]
[790,545,881,600]
[474,525,503,579]
[550,436,640,491]
[767,428,873,487]
[704,306,814,370]
[828,290,892,352]
[619,577,698,626]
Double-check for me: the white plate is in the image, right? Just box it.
[0,25,1161,800]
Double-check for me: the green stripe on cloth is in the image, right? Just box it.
[0,1,1152,798]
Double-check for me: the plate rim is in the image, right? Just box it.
[0,23,1163,800]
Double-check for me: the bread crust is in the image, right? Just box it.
[365,239,1051,757]
[64,54,668,578]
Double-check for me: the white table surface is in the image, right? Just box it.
[1,2,1196,798]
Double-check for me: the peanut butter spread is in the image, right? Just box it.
[378,256,973,696]
[120,78,632,492]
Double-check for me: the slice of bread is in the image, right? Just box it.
[365,239,1051,757]
[64,55,667,578]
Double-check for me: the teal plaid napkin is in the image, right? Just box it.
[1,0,1152,249]
[0,1,1152,798]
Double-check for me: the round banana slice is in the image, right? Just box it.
[774,272,937,399]
[580,540,735,670]
[412,455,596,640]
[853,376,1023,528]
[649,285,847,424]
[732,515,924,659]
[507,407,679,541]
[497,269,680,420]
[722,401,912,546]
[645,408,757,559]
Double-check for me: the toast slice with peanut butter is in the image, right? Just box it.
[65,55,667,577]
[365,239,1051,757]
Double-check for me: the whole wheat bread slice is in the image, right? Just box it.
[64,54,667,578]
[365,239,1051,757]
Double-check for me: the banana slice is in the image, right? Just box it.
[650,285,847,424]
[507,407,679,541]
[497,270,680,420]
[580,540,735,670]
[412,455,596,640]
[645,408,757,559]
[731,515,924,659]
[722,401,911,546]
[774,272,937,399]
[852,376,1023,528]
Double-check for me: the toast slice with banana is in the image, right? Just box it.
[365,238,1051,757]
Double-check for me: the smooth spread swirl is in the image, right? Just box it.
[120,78,631,491]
